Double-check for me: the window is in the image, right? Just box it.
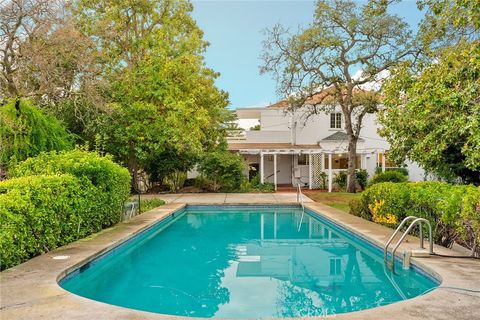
[329,258,342,275]
[330,113,342,129]
[298,154,309,165]
[377,152,395,168]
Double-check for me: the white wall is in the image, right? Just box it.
[245,130,290,143]
[244,106,428,182]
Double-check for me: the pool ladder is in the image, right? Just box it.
[297,184,306,231]
[384,216,434,272]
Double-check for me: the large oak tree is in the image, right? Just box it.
[261,0,414,192]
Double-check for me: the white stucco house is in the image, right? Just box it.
[227,96,426,192]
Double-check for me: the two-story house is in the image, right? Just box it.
[227,97,426,191]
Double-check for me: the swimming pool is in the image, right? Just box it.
[60,205,438,318]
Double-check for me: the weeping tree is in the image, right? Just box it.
[261,0,415,192]
[0,99,73,178]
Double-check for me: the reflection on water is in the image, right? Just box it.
[61,208,437,318]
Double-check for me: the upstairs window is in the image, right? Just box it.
[330,113,342,129]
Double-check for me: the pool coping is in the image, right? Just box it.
[1,200,479,320]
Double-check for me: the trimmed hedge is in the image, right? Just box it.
[0,150,130,270]
[11,150,131,227]
[368,171,408,187]
[350,182,480,256]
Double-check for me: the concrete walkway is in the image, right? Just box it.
[142,192,313,204]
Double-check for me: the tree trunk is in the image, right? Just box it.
[347,135,358,193]
[128,154,139,192]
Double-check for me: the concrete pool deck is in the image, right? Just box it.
[140,192,314,204]
[1,193,479,320]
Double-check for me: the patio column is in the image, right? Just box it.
[361,153,367,170]
[260,152,264,184]
[381,152,386,173]
[273,153,277,191]
[321,153,325,171]
[308,154,312,189]
[328,153,333,192]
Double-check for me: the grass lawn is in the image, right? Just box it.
[304,191,360,213]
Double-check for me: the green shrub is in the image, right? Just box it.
[349,198,368,219]
[163,171,187,192]
[198,151,246,192]
[243,174,275,192]
[375,167,409,176]
[194,175,213,190]
[368,171,408,187]
[250,173,261,187]
[11,150,131,227]
[0,175,98,269]
[139,198,166,213]
[356,169,368,190]
[356,182,480,256]
[0,99,73,171]
[333,171,347,190]
[0,150,131,270]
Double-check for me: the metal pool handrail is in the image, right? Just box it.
[384,216,434,272]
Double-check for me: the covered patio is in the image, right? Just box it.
[229,143,388,192]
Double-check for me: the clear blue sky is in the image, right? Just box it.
[191,0,424,109]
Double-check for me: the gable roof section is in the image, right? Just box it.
[321,131,364,142]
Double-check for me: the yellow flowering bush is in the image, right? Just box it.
[368,199,398,225]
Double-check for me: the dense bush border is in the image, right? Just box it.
[0,150,130,270]
[350,182,480,256]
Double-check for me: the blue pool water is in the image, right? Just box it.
[60,206,438,318]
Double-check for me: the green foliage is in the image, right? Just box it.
[261,0,413,192]
[356,182,480,256]
[71,0,231,188]
[356,169,369,190]
[0,99,73,171]
[198,151,246,192]
[11,150,131,227]
[349,198,370,220]
[139,198,166,213]
[0,168,129,270]
[145,148,198,185]
[381,41,480,184]
[0,175,87,269]
[375,167,409,176]
[380,0,480,185]
[334,171,348,190]
[368,171,408,187]
[163,171,187,192]
[1,150,131,269]
[245,174,275,192]
[317,171,328,190]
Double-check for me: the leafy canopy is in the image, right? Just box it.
[72,0,230,185]
[261,0,414,192]
[0,99,73,171]
[379,0,480,184]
